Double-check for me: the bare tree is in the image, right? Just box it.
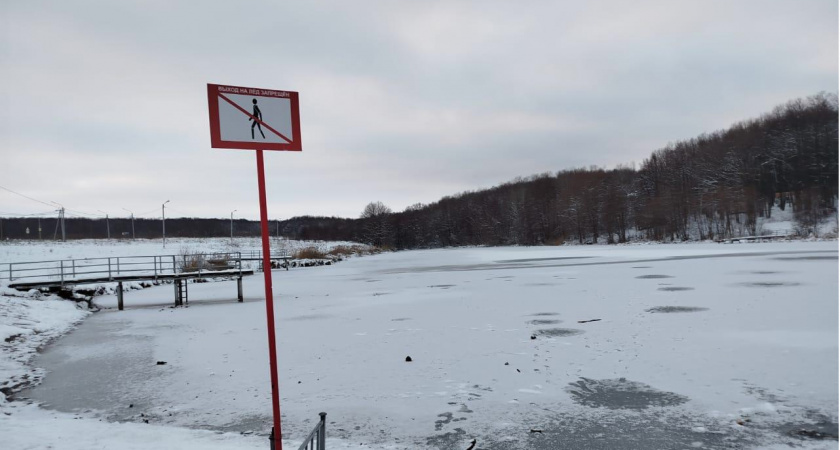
[360,201,393,247]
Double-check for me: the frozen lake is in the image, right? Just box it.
[17,242,839,449]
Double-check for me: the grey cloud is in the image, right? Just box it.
[1,0,836,219]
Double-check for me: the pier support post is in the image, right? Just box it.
[237,276,243,302]
[117,282,124,311]
[174,280,181,307]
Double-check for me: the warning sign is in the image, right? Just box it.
[207,84,302,151]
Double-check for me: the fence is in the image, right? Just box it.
[240,249,291,260]
[294,412,327,450]
[1,252,243,286]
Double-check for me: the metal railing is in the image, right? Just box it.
[240,249,291,260]
[295,412,327,450]
[1,252,243,286]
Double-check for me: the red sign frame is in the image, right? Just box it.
[207,83,302,151]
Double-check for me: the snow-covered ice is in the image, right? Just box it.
[2,240,838,449]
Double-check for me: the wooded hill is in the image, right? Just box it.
[281,93,838,248]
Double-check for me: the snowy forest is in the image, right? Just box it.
[282,93,839,248]
[1,93,836,246]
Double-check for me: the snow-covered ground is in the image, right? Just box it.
[2,240,838,449]
[0,237,360,263]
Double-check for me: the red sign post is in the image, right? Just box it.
[207,83,302,449]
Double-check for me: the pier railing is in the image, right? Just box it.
[1,252,243,286]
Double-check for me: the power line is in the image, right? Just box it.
[0,210,56,217]
[135,207,162,217]
[0,185,56,207]
[0,185,105,218]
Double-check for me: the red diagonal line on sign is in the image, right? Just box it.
[217,93,294,144]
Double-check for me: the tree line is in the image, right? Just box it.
[280,93,839,248]
[1,93,836,247]
[0,217,272,241]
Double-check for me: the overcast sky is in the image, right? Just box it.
[1,0,837,221]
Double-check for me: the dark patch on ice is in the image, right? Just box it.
[434,412,454,431]
[288,313,333,321]
[390,317,411,322]
[534,328,584,337]
[523,282,556,286]
[566,377,689,410]
[750,270,780,274]
[426,427,467,449]
[738,281,801,288]
[742,383,786,403]
[776,410,839,442]
[428,284,455,289]
[635,274,673,279]
[515,410,744,450]
[528,319,561,325]
[382,250,837,274]
[15,317,163,419]
[457,404,473,413]
[646,306,708,313]
[213,414,271,434]
[657,286,694,291]
[495,256,593,264]
[631,266,652,269]
[784,424,839,441]
[773,256,837,261]
[530,312,559,316]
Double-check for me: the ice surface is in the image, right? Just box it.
[2,240,838,449]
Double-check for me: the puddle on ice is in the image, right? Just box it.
[646,306,708,313]
[773,256,837,261]
[566,377,689,410]
[739,281,801,288]
[635,275,674,279]
[428,284,456,289]
[527,319,561,325]
[288,313,333,321]
[534,328,584,337]
[495,256,594,264]
[390,317,411,322]
[657,286,694,291]
[530,312,559,316]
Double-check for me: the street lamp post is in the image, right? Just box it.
[230,209,237,247]
[122,208,135,240]
[162,200,170,247]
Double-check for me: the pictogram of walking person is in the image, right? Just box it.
[250,98,266,139]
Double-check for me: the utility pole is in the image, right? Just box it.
[123,208,135,239]
[98,210,110,239]
[230,209,237,247]
[50,202,65,242]
[162,200,170,247]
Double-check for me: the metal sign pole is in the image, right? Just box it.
[256,149,283,449]
[207,84,300,449]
